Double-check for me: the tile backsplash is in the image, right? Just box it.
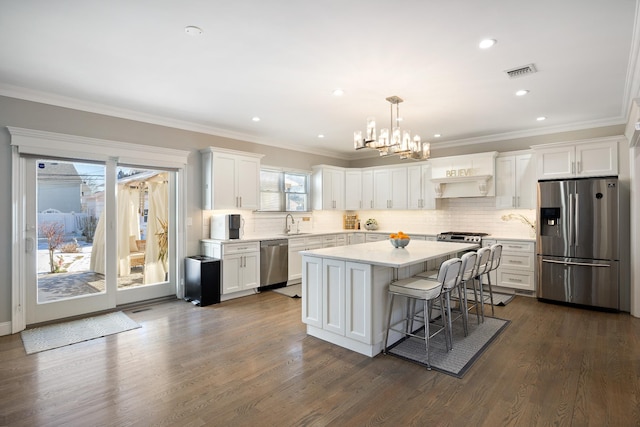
[203,197,536,240]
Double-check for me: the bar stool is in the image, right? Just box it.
[482,244,503,316]
[383,258,462,369]
[455,251,478,335]
[468,247,492,323]
[418,251,477,337]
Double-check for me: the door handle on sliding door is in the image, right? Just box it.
[25,237,35,253]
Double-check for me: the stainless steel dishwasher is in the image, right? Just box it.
[260,239,289,288]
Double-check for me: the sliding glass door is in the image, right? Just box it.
[24,158,177,325]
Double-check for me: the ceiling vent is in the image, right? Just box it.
[504,63,537,79]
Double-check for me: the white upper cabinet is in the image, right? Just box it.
[495,152,535,209]
[407,163,436,210]
[345,169,363,210]
[312,165,345,210]
[373,166,407,210]
[201,147,263,210]
[361,169,374,210]
[532,137,619,180]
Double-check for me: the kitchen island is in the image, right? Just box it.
[301,240,478,357]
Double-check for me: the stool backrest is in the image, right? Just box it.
[475,247,492,277]
[438,257,462,292]
[460,251,478,282]
[489,244,503,271]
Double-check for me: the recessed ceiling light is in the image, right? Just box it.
[252,117,261,122]
[515,89,529,96]
[479,39,496,49]
[332,89,345,96]
[318,134,325,138]
[536,116,546,121]
[434,134,442,138]
[184,26,203,36]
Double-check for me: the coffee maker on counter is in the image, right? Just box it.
[210,214,243,240]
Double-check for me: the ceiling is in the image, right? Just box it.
[1,1,638,160]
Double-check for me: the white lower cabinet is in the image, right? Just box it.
[347,233,366,245]
[302,256,372,345]
[202,241,259,295]
[495,240,535,292]
[302,255,323,328]
[483,239,535,292]
[365,232,388,242]
[288,236,323,284]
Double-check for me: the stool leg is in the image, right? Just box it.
[408,298,421,336]
[445,292,453,350]
[460,282,469,336]
[471,278,481,324]
[477,276,486,322]
[383,293,396,354]
[423,299,431,370]
[486,272,495,316]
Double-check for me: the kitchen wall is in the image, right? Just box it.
[202,198,536,241]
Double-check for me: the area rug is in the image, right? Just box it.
[464,290,515,306]
[21,311,141,355]
[386,316,510,378]
[272,284,301,298]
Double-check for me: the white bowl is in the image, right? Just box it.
[390,238,410,248]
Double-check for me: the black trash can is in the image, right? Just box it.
[184,256,221,306]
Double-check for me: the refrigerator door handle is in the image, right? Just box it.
[575,193,579,246]
[569,194,574,246]
[542,259,610,268]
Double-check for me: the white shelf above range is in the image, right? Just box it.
[430,175,493,197]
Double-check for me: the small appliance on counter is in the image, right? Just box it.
[210,214,243,240]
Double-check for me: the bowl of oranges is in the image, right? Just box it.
[389,231,410,248]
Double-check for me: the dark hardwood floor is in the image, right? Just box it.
[1,291,639,426]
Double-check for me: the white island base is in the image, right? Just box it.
[301,240,478,357]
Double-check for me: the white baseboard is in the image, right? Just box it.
[0,321,13,336]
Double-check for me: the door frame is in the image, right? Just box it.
[9,127,190,332]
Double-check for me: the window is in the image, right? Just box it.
[260,168,309,211]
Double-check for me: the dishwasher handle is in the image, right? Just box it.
[260,239,289,248]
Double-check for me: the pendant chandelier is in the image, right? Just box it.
[353,96,430,160]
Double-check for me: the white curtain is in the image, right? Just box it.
[117,184,141,276]
[144,175,168,284]
[89,209,105,274]
[89,184,141,276]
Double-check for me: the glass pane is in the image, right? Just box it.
[286,193,307,211]
[115,168,169,289]
[261,192,282,211]
[260,170,281,191]
[284,172,307,193]
[37,160,105,302]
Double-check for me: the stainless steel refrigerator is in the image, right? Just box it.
[536,177,619,310]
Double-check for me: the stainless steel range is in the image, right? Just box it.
[437,231,488,243]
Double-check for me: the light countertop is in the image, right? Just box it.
[300,240,479,268]
[201,231,534,244]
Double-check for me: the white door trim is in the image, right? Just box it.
[9,127,190,332]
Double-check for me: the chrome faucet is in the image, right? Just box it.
[285,214,295,234]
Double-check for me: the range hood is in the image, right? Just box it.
[430,152,497,198]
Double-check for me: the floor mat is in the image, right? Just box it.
[386,316,510,378]
[21,311,141,354]
[271,284,301,298]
